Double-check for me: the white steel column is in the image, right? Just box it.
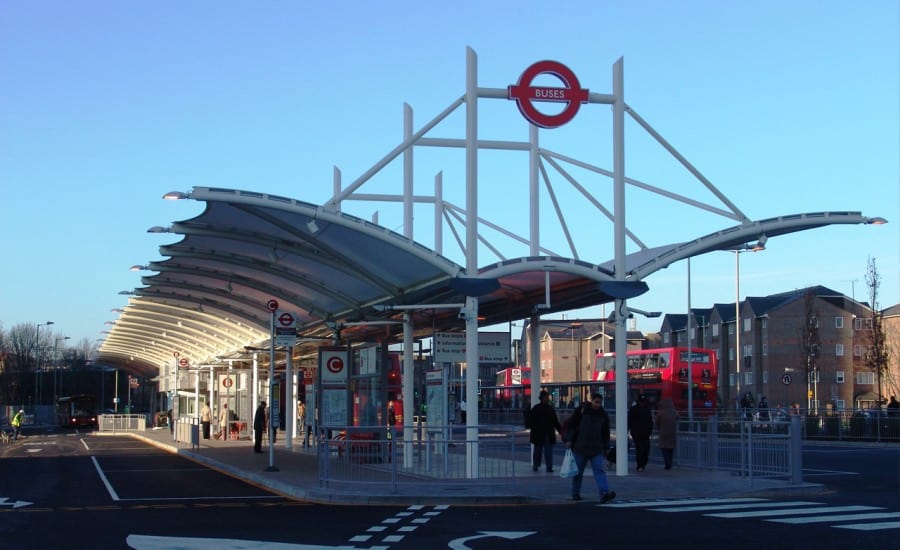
[529,122,539,254]
[252,353,259,417]
[434,172,443,254]
[404,103,414,240]
[285,346,293,450]
[402,313,414,468]
[464,46,480,478]
[612,57,629,476]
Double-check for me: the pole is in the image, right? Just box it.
[687,257,693,422]
[735,250,741,406]
[266,310,279,471]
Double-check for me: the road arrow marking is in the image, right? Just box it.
[0,497,33,509]
[127,534,362,550]
[448,531,537,550]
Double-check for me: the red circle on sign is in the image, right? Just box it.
[266,299,279,312]
[279,312,294,326]
[508,60,589,129]
[223,378,233,388]
[326,356,344,374]
[178,358,188,367]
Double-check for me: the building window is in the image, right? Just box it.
[835,344,844,357]
[729,348,734,361]
[835,371,845,384]
[743,371,753,385]
[742,317,751,332]
[810,316,819,328]
[729,373,735,387]
[834,399,845,410]
[663,332,670,344]
[762,371,768,384]
[712,323,719,337]
[856,371,875,385]
[762,343,768,356]
[854,317,863,330]
[835,316,843,329]
[728,324,734,335]
[808,371,820,383]
[853,345,863,357]
[761,318,767,329]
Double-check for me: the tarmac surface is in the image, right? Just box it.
[103,427,824,506]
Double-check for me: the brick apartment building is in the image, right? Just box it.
[659,285,899,413]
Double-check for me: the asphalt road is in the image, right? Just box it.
[0,430,896,549]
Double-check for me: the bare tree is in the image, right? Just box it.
[7,323,39,372]
[798,290,820,413]
[864,256,889,408]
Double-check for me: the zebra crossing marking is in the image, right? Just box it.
[602,497,900,531]
[648,500,820,513]
[772,512,900,524]
[709,505,880,519]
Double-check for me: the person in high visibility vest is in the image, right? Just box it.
[11,409,25,441]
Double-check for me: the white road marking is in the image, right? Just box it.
[771,512,900,524]
[708,505,880,518]
[649,501,820,513]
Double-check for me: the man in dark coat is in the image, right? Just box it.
[628,394,653,472]
[564,393,615,503]
[529,390,562,472]
[253,401,267,453]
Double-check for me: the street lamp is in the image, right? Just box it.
[731,238,766,409]
[34,321,54,406]
[54,336,70,400]
[569,322,583,383]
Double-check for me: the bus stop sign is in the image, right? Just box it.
[508,60,589,129]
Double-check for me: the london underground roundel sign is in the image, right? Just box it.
[508,60,589,129]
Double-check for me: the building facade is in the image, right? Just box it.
[660,286,899,413]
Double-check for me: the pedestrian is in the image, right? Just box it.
[303,407,316,447]
[200,402,212,440]
[11,409,25,441]
[297,400,305,438]
[628,394,653,472]
[563,392,616,503]
[656,397,678,470]
[217,403,229,440]
[167,408,173,434]
[253,401,267,453]
[459,399,467,424]
[741,391,755,420]
[757,396,770,422]
[529,390,563,472]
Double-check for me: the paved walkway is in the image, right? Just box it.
[101,427,824,505]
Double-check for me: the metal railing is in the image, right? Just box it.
[676,415,802,484]
[316,416,805,492]
[98,413,147,433]
[317,424,530,493]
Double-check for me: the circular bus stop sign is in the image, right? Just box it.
[508,60,589,129]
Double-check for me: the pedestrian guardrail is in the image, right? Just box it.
[98,414,147,433]
[676,415,802,484]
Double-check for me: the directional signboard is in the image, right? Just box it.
[274,309,297,347]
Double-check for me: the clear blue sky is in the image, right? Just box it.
[1,1,897,350]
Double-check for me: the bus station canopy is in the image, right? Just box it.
[97,187,880,378]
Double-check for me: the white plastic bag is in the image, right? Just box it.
[559,449,578,478]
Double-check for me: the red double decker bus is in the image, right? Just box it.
[594,347,718,413]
